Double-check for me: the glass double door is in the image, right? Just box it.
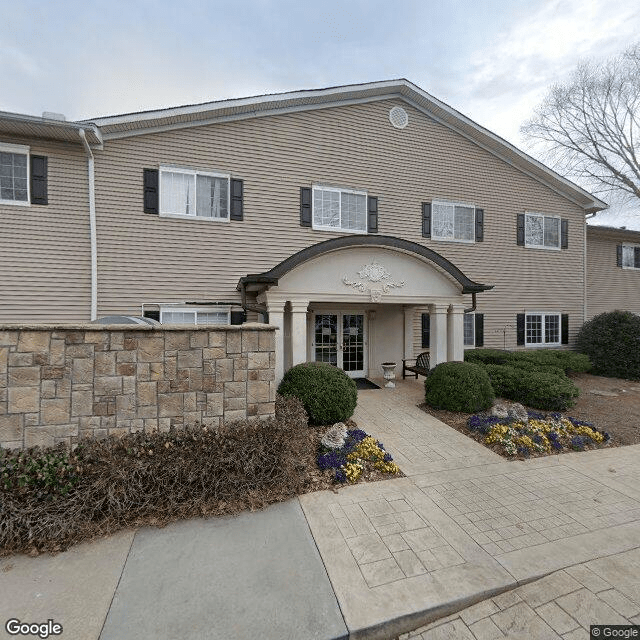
[313,313,366,378]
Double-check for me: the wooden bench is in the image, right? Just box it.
[402,352,431,379]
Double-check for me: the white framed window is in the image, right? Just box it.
[0,142,29,206]
[621,244,640,269]
[159,305,231,325]
[463,314,475,347]
[525,212,560,249]
[525,312,561,346]
[312,185,367,233]
[160,166,229,220]
[432,200,475,242]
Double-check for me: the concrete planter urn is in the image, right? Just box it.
[381,362,397,388]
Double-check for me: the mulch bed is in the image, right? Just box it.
[421,373,640,459]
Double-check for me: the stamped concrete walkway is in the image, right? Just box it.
[299,378,640,639]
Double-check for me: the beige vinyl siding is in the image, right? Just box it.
[0,138,90,322]
[93,99,586,346]
[586,227,640,319]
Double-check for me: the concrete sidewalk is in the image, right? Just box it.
[1,378,640,640]
[0,501,347,640]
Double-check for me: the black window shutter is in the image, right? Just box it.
[616,244,623,267]
[517,213,525,246]
[230,310,246,325]
[367,196,378,233]
[143,309,160,322]
[143,169,159,214]
[421,313,430,348]
[475,208,484,242]
[300,187,312,227]
[561,314,569,344]
[422,203,431,238]
[634,247,640,269]
[516,314,525,345]
[230,179,243,221]
[30,155,48,205]
[475,313,484,347]
[561,219,569,249]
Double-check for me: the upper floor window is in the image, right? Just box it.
[432,200,475,242]
[621,244,640,269]
[0,143,29,205]
[160,166,229,220]
[159,305,230,325]
[312,185,367,233]
[525,213,560,249]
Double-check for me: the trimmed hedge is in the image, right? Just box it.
[424,362,494,413]
[484,364,579,411]
[576,311,640,380]
[1,396,315,555]
[277,362,358,425]
[465,348,591,375]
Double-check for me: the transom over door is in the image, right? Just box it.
[313,313,366,378]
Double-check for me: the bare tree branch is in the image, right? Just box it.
[522,45,640,201]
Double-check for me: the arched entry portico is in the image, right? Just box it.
[238,236,492,383]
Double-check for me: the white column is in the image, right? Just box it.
[290,301,309,367]
[403,306,414,360]
[429,303,448,366]
[267,301,286,385]
[448,304,465,362]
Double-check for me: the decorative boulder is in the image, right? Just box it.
[507,403,528,423]
[321,422,348,449]
[491,401,528,423]
[491,403,510,419]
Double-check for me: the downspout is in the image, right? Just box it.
[464,292,477,314]
[239,280,269,322]
[584,212,597,324]
[79,129,98,321]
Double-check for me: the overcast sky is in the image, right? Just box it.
[2,0,639,225]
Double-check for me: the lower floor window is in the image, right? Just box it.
[526,313,560,346]
[160,305,230,325]
[463,314,475,346]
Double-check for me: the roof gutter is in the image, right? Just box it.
[79,129,98,321]
[238,279,269,322]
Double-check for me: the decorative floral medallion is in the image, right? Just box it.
[343,260,405,300]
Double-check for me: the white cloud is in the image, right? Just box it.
[456,0,640,146]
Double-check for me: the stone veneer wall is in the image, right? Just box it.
[0,324,276,450]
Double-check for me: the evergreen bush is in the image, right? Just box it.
[277,362,358,425]
[424,362,494,413]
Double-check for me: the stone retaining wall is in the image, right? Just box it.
[0,324,276,450]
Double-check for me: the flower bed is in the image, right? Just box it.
[317,428,401,483]
[467,411,610,458]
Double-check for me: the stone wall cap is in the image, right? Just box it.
[0,323,276,332]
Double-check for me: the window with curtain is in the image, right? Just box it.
[312,186,367,232]
[525,213,560,249]
[160,167,229,219]
[0,143,29,205]
[431,200,475,242]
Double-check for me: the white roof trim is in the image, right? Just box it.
[80,78,606,212]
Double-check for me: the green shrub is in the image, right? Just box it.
[465,348,591,375]
[484,364,579,411]
[277,362,358,425]
[424,362,494,412]
[510,350,591,375]
[464,349,512,366]
[576,311,640,380]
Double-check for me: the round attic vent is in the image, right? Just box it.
[389,106,408,129]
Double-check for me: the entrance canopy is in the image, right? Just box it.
[238,235,492,301]
[237,235,492,382]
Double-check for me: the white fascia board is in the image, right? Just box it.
[79,77,606,212]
